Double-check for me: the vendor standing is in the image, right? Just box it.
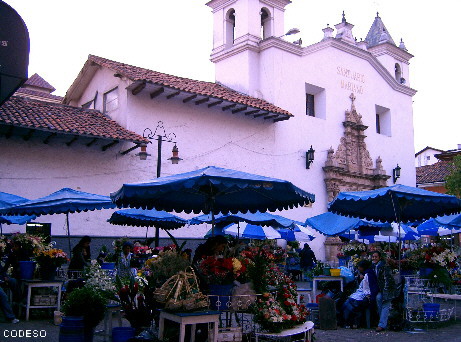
[117,241,134,278]
[299,243,317,271]
[68,236,92,271]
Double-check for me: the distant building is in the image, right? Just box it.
[415,146,444,167]
[416,144,460,193]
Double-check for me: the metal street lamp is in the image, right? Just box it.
[137,121,182,246]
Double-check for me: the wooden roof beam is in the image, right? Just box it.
[131,81,146,96]
[120,143,141,155]
[245,109,260,116]
[232,106,247,114]
[273,116,290,122]
[253,112,269,118]
[222,103,237,111]
[183,94,197,103]
[166,91,181,99]
[66,135,79,146]
[264,114,278,120]
[4,126,14,139]
[23,129,35,141]
[102,140,119,151]
[86,138,98,147]
[43,133,57,144]
[195,97,210,105]
[150,87,165,99]
[208,100,223,108]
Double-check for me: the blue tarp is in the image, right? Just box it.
[108,208,187,229]
[0,188,116,216]
[110,166,315,214]
[304,212,391,236]
[189,211,303,228]
[0,191,36,225]
[328,184,461,223]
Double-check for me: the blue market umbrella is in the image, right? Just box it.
[0,191,36,234]
[0,188,116,256]
[111,166,315,238]
[328,185,461,223]
[278,226,315,242]
[190,211,303,228]
[328,184,461,271]
[108,208,187,240]
[417,214,461,249]
[304,212,391,236]
[224,223,281,240]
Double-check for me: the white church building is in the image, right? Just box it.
[0,0,417,260]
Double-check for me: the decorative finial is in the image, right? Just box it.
[399,38,408,51]
[376,11,380,18]
[349,93,356,110]
[342,11,346,23]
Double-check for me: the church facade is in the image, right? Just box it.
[0,0,416,259]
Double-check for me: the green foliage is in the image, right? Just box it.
[148,249,191,287]
[62,287,108,328]
[445,155,461,198]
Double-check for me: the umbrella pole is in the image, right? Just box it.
[146,226,149,242]
[237,222,240,242]
[155,227,159,248]
[390,194,402,274]
[66,213,72,258]
[0,223,2,236]
[211,211,215,237]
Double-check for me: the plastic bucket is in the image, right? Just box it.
[423,303,440,319]
[101,262,116,270]
[112,327,136,342]
[59,316,84,342]
[330,268,341,276]
[19,261,36,280]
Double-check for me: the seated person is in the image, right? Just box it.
[341,260,377,328]
[0,287,19,324]
[286,252,302,280]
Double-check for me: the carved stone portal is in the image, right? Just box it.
[323,93,390,202]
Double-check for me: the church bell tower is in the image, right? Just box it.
[206,0,292,97]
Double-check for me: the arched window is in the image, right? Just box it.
[395,63,402,82]
[225,9,236,47]
[260,8,271,39]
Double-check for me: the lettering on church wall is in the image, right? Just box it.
[337,66,365,94]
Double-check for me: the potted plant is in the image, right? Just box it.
[11,233,47,279]
[61,286,108,342]
[34,247,68,280]
[98,245,117,269]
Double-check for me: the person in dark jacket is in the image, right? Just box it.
[299,243,317,270]
[371,251,397,332]
[192,236,228,265]
[68,236,91,271]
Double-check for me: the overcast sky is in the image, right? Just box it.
[6,0,460,152]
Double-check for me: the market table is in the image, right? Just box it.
[311,276,343,302]
[158,310,220,342]
[22,279,62,321]
[255,321,314,341]
[427,293,461,319]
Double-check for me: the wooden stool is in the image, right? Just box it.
[158,310,220,342]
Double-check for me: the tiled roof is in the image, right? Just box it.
[15,88,63,103]
[415,146,444,157]
[0,96,147,144]
[416,161,455,184]
[88,55,292,117]
[24,73,56,92]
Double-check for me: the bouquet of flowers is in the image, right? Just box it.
[34,247,68,267]
[133,246,153,256]
[11,233,46,258]
[410,246,457,269]
[84,260,117,298]
[340,242,367,257]
[116,277,152,330]
[197,256,247,285]
[431,248,457,269]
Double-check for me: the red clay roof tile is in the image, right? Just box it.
[0,96,147,144]
[88,55,292,117]
[24,73,56,92]
[416,161,455,184]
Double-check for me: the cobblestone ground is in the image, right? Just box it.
[2,316,461,342]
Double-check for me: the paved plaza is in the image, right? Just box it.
[1,315,461,342]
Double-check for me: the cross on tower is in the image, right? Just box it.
[349,92,356,104]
